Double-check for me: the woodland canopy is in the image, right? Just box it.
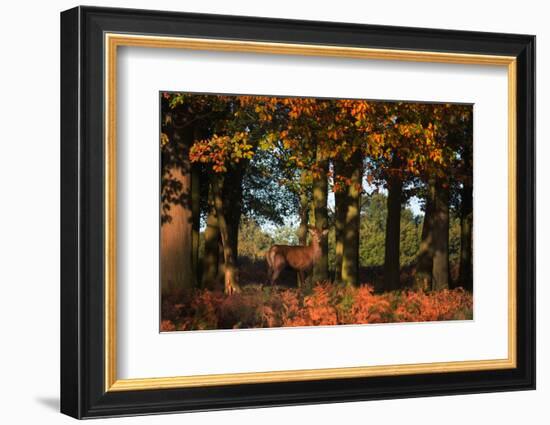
[160,93,473,298]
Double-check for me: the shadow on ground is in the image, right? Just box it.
[35,396,59,412]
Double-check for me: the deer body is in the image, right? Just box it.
[266,227,327,286]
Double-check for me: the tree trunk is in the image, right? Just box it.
[212,175,240,294]
[341,151,362,287]
[414,178,436,291]
[225,165,244,267]
[217,238,225,286]
[459,177,473,292]
[202,181,220,289]
[432,178,450,290]
[383,173,403,291]
[160,125,195,295]
[312,149,329,282]
[333,159,346,283]
[297,172,310,246]
[191,163,200,287]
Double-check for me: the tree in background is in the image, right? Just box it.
[331,100,371,287]
[359,193,422,269]
[189,95,282,293]
[274,98,333,282]
[413,104,473,291]
[364,103,434,291]
[455,111,474,291]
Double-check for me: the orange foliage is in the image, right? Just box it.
[161,283,473,331]
[160,320,176,332]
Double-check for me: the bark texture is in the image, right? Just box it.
[312,149,329,282]
[341,151,362,287]
[415,178,436,291]
[431,178,450,290]
[160,125,195,294]
[383,173,403,291]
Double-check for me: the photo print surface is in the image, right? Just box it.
[160,92,473,332]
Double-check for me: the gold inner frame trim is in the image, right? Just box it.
[104,33,518,392]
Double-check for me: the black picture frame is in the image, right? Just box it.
[61,5,535,419]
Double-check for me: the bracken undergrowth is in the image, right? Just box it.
[161,283,473,331]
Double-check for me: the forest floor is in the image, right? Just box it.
[161,263,473,331]
[237,257,460,291]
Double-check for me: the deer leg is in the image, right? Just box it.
[297,271,304,289]
[270,255,285,286]
[265,250,273,285]
[270,267,282,286]
[265,262,272,285]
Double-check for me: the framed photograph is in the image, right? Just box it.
[60,6,535,419]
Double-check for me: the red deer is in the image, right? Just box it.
[265,226,328,287]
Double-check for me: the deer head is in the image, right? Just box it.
[308,226,328,246]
